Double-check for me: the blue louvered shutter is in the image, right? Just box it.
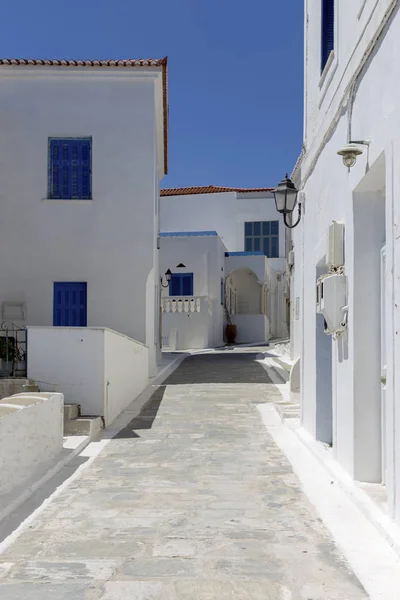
[169,273,194,296]
[53,282,87,326]
[80,139,91,199]
[321,0,334,73]
[49,140,61,199]
[170,275,181,296]
[181,274,193,296]
[49,138,91,199]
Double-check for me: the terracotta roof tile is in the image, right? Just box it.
[0,57,169,175]
[160,185,274,197]
[0,58,166,67]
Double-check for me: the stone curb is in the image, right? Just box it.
[291,422,400,558]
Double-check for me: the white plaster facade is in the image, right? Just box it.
[160,187,290,338]
[291,0,400,523]
[0,59,167,378]
[159,232,280,349]
[0,392,63,500]
[159,233,226,350]
[27,327,149,426]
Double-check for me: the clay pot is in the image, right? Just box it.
[226,324,237,344]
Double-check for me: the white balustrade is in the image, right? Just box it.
[161,296,205,314]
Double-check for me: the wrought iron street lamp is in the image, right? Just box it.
[160,269,172,288]
[273,174,301,229]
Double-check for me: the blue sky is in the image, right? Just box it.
[1,0,304,189]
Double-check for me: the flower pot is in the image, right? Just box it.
[226,324,237,344]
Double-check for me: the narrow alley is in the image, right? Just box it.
[0,351,368,599]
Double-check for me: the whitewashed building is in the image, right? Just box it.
[291,0,400,523]
[0,57,168,381]
[159,232,226,350]
[160,186,290,342]
[159,230,278,350]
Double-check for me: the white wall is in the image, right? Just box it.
[0,392,63,498]
[27,327,149,425]
[162,303,211,350]
[0,66,161,376]
[160,234,225,349]
[232,314,269,344]
[160,191,286,270]
[104,329,149,425]
[231,269,261,315]
[293,0,400,521]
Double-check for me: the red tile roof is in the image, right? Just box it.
[160,185,274,196]
[0,57,169,175]
[0,58,166,67]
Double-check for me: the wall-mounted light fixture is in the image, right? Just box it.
[160,269,172,288]
[273,174,301,229]
[337,140,370,168]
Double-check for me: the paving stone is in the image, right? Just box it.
[121,558,203,578]
[173,579,289,600]
[0,583,90,599]
[101,581,174,600]
[0,563,14,580]
[10,560,118,582]
[0,353,369,599]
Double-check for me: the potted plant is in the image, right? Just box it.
[0,336,16,371]
[223,281,237,344]
[225,322,237,344]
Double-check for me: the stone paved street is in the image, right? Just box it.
[0,352,369,599]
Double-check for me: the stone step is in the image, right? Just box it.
[64,416,104,438]
[275,402,300,422]
[64,403,80,422]
[271,357,292,373]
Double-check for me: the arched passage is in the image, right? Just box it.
[225,268,269,344]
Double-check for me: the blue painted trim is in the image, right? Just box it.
[160,231,218,237]
[225,251,264,257]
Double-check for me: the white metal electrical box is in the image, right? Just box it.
[287,250,294,266]
[317,273,347,334]
[326,221,344,268]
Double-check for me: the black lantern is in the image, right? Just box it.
[161,269,172,288]
[273,174,301,229]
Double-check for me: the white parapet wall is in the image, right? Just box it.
[0,392,63,500]
[27,327,149,426]
[232,314,270,344]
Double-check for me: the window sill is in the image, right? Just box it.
[318,50,338,108]
[42,198,93,203]
[319,50,335,88]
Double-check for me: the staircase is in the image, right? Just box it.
[63,403,104,439]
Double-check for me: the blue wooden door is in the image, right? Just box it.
[53,282,87,326]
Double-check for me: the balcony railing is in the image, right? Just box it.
[161,296,204,314]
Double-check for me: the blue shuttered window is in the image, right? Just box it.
[169,273,194,296]
[53,282,87,327]
[244,221,279,258]
[48,138,92,199]
[321,0,334,73]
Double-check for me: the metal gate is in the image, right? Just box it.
[0,321,27,378]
